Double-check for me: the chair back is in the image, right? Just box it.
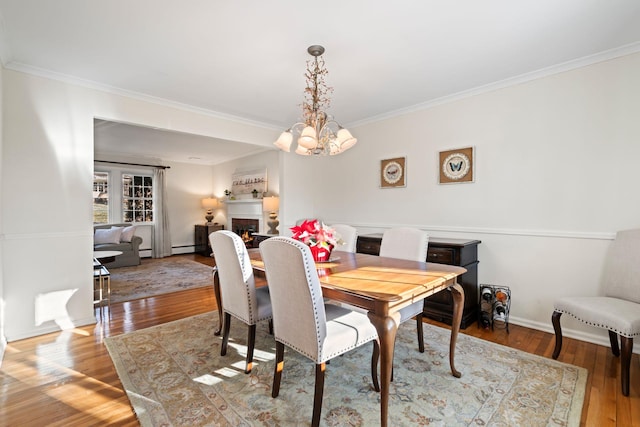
[209,230,258,323]
[603,228,640,304]
[331,224,357,253]
[259,236,327,361]
[379,227,429,261]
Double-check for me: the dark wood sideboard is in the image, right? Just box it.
[194,224,224,255]
[356,234,481,329]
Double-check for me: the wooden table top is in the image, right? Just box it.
[249,249,466,310]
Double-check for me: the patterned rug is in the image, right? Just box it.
[109,257,214,303]
[105,311,586,426]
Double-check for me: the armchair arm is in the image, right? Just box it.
[130,235,143,255]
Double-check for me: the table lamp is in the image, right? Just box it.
[262,196,279,234]
[201,197,219,224]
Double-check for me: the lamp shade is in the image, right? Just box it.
[201,197,218,210]
[298,126,318,149]
[274,131,293,152]
[336,128,357,151]
[262,196,279,213]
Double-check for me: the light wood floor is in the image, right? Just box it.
[1,254,638,426]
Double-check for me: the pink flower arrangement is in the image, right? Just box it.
[290,219,342,262]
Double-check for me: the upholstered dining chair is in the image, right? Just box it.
[259,237,380,427]
[552,228,640,396]
[330,223,358,253]
[209,230,273,374]
[380,227,429,353]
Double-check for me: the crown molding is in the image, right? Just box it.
[3,61,281,131]
[349,41,640,128]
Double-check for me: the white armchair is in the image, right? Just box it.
[330,223,357,253]
[380,227,430,353]
[552,228,640,396]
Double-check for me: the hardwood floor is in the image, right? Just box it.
[1,253,638,426]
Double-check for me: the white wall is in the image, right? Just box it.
[165,160,217,253]
[279,52,640,347]
[1,69,276,341]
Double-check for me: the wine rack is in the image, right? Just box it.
[479,284,511,333]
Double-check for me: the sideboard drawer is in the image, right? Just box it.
[426,247,455,264]
[356,237,382,255]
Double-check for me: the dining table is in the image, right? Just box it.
[212,249,467,427]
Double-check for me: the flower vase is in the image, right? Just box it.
[310,243,334,262]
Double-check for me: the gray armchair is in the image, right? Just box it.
[209,230,272,374]
[259,237,379,427]
[552,228,640,396]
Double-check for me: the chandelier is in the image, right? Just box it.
[273,45,357,156]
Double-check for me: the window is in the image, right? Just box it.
[93,172,109,224]
[123,174,153,222]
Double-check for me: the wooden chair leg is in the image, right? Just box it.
[221,312,231,356]
[268,319,274,335]
[551,311,563,359]
[272,341,284,398]
[371,339,380,392]
[245,324,256,374]
[608,330,620,357]
[312,363,326,427]
[620,337,633,396]
[416,314,425,353]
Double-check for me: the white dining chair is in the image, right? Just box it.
[209,230,273,374]
[380,227,429,353]
[552,228,640,396]
[330,223,357,253]
[259,236,380,427]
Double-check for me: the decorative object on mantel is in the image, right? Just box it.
[380,157,406,188]
[201,197,218,224]
[290,219,342,262]
[232,168,267,196]
[251,189,259,198]
[439,146,474,184]
[273,45,357,156]
[262,196,280,235]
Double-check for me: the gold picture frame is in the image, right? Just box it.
[439,147,474,184]
[380,157,406,188]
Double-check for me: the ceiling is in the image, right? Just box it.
[2,1,640,164]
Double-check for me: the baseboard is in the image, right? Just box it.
[5,316,97,342]
[0,335,7,366]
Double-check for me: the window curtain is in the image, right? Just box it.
[152,168,172,258]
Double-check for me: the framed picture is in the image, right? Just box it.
[380,157,406,188]
[231,168,267,195]
[439,147,474,184]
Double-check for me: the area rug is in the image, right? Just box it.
[105,311,586,426]
[109,257,214,303]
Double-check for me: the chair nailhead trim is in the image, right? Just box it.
[555,309,639,338]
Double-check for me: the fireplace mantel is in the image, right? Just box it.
[224,199,264,234]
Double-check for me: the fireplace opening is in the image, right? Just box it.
[232,218,259,247]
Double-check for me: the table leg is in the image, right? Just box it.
[449,283,464,378]
[212,267,223,336]
[367,311,401,427]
